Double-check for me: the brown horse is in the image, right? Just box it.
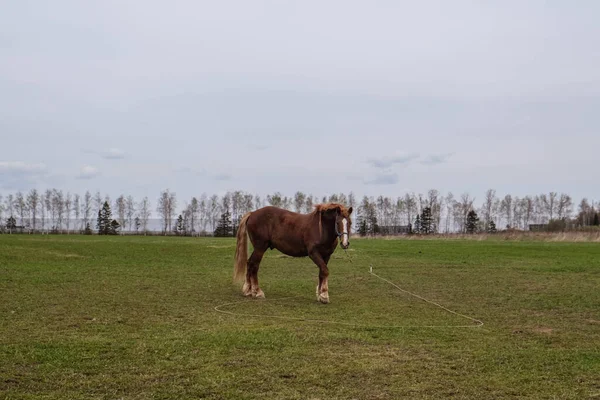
[233,203,353,303]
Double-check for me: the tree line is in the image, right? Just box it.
[0,188,598,236]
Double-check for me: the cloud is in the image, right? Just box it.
[175,166,207,176]
[81,148,126,159]
[102,148,125,160]
[213,173,232,181]
[76,165,99,179]
[364,172,399,185]
[0,161,46,174]
[366,153,419,169]
[174,166,231,181]
[0,161,48,189]
[420,153,454,166]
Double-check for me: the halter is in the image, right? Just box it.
[335,218,349,238]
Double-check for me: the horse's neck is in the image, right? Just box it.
[316,214,336,244]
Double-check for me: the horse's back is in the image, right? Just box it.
[246,206,312,257]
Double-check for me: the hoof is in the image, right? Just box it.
[253,289,265,299]
[317,292,329,304]
[242,282,252,297]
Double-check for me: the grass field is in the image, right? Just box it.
[1,235,599,399]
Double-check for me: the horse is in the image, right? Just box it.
[233,202,353,304]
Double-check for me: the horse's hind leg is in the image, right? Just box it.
[246,246,267,298]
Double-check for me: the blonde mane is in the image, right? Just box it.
[311,202,351,239]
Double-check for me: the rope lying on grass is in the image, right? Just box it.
[214,265,484,329]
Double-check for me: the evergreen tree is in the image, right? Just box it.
[175,214,184,236]
[414,214,421,234]
[214,210,233,237]
[357,218,368,236]
[6,216,17,233]
[466,210,480,234]
[84,222,93,235]
[109,219,120,235]
[420,206,433,234]
[96,201,112,235]
[594,213,600,227]
[487,219,497,234]
[134,217,141,232]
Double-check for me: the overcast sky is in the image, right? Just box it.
[1,0,599,207]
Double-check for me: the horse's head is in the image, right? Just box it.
[319,203,353,249]
[336,206,353,249]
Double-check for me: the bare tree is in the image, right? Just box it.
[209,194,219,232]
[556,193,573,220]
[444,192,454,233]
[64,192,72,233]
[282,195,292,210]
[254,194,262,210]
[53,190,65,232]
[221,193,231,216]
[481,189,498,231]
[94,191,103,215]
[500,194,513,229]
[267,192,283,207]
[243,193,254,214]
[522,196,534,229]
[14,191,27,228]
[393,197,404,228]
[189,197,199,234]
[348,192,356,211]
[115,195,127,231]
[157,190,177,234]
[304,195,314,214]
[44,190,53,229]
[577,198,592,226]
[39,194,46,232]
[544,192,558,221]
[0,194,4,228]
[6,194,15,222]
[293,191,306,213]
[427,189,442,233]
[73,194,80,232]
[83,191,92,229]
[404,193,417,226]
[123,195,134,231]
[512,196,522,230]
[533,195,545,224]
[138,196,151,234]
[198,194,208,233]
[458,193,475,233]
[231,191,243,230]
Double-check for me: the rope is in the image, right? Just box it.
[214,265,484,329]
[368,266,484,328]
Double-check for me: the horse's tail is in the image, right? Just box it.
[233,212,252,282]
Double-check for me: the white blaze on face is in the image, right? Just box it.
[342,218,349,247]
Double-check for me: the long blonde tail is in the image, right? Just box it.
[233,212,252,282]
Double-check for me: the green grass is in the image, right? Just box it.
[1,235,599,399]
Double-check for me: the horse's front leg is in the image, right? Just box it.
[309,251,331,304]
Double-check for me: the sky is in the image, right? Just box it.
[1,0,599,208]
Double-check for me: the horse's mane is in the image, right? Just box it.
[312,202,350,215]
[311,202,351,239]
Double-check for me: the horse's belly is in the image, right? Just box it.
[278,247,308,257]
[271,238,308,258]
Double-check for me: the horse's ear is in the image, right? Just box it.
[348,206,353,215]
